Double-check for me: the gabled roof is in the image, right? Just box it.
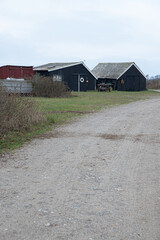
[34,61,97,79]
[92,62,146,79]
[34,62,82,71]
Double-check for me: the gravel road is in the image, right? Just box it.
[0,97,160,240]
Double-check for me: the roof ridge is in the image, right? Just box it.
[92,62,140,79]
[34,62,82,69]
[98,62,134,64]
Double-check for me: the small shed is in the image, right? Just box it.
[0,65,33,79]
[92,62,146,91]
[34,62,96,92]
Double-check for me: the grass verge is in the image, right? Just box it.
[0,90,159,153]
[34,90,160,124]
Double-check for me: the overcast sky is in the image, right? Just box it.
[0,0,160,76]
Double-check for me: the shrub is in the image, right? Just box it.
[147,79,160,89]
[31,74,71,98]
[0,85,45,138]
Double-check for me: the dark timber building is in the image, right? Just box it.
[34,62,96,92]
[92,62,146,91]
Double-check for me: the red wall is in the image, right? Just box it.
[0,65,33,79]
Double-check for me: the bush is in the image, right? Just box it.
[147,79,160,89]
[0,86,44,138]
[31,74,71,98]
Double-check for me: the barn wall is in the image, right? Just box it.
[35,64,96,91]
[0,66,33,79]
[117,65,146,91]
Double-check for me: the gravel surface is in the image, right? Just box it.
[0,97,160,240]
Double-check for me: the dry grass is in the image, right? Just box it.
[0,86,44,139]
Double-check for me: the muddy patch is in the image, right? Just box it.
[39,130,92,139]
[39,130,160,144]
[133,134,160,144]
[99,133,160,144]
[99,134,125,140]
[39,130,73,139]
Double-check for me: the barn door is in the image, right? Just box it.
[78,75,88,92]
[73,74,88,91]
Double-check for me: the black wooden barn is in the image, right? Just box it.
[92,62,146,91]
[34,62,96,91]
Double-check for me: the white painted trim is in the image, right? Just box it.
[132,63,146,78]
[117,63,146,79]
[82,62,98,79]
[48,61,97,80]
[117,63,134,79]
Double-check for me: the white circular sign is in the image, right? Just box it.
[80,77,84,83]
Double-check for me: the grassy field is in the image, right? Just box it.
[35,90,159,124]
[0,90,159,153]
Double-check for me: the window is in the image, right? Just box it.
[53,75,62,82]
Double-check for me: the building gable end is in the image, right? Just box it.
[117,63,146,79]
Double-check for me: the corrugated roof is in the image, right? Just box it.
[0,65,33,68]
[92,62,134,79]
[34,62,81,71]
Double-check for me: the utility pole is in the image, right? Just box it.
[78,74,80,92]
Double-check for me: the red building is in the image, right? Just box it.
[0,65,33,79]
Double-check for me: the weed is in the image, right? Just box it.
[0,85,44,143]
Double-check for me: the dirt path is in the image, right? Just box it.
[0,97,160,240]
